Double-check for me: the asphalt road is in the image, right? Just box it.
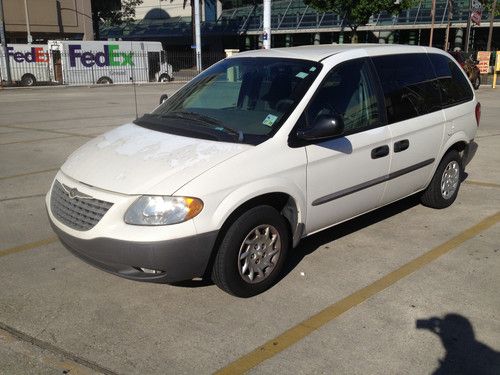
[0,83,499,375]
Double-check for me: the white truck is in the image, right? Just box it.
[0,44,51,86]
[47,40,174,85]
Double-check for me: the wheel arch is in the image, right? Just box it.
[201,189,304,279]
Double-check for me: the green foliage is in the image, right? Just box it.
[482,0,500,17]
[304,0,418,31]
[93,0,144,26]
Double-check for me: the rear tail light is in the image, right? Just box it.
[475,102,481,127]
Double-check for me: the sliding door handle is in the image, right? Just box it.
[394,139,410,153]
[371,145,389,159]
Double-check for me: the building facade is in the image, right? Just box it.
[2,0,93,43]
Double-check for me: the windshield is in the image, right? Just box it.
[135,57,322,144]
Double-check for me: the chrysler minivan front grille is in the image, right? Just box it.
[50,180,113,231]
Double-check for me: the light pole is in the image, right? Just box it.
[429,0,436,46]
[487,0,497,51]
[263,0,271,49]
[0,0,12,85]
[24,0,32,43]
[194,0,202,72]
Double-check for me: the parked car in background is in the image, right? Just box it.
[450,51,481,90]
[47,45,479,297]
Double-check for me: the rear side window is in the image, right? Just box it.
[428,53,473,107]
[371,54,442,124]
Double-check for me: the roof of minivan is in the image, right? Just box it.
[230,44,439,62]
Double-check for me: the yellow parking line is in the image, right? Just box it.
[215,211,500,375]
[0,168,59,181]
[0,237,58,258]
[464,179,500,189]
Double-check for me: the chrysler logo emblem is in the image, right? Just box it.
[62,184,91,200]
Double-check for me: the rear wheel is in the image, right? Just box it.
[421,150,462,209]
[21,74,36,86]
[212,205,289,297]
[159,73,171,82]
[97,76,113,84]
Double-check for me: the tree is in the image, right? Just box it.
[304,0,417,43]
[91,0,144,39]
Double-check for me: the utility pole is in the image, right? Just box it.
[0,0,12,85]
[24,0,32,43]
[263,0,271,49]
[487,0,497,51]
[465,0,473,52]
[444,0,453,51]
[194,0,202,72]
[429,0,436,46]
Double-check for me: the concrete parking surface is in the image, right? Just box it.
[0,83,499,375]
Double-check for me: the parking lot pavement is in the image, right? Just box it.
[0,84,498,375]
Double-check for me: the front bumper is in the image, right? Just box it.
[49,217,218,283]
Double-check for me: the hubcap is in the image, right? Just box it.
[238,225,281,284]
[440,161,460,199]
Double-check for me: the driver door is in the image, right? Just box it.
[303,58,392,234]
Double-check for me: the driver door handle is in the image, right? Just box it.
[371,145,389,159]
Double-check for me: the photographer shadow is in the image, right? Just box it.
[416,314,500,375]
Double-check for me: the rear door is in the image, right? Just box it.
[302,57,392,234]
[371,53,445,203]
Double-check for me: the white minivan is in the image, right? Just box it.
[47,45,479,297]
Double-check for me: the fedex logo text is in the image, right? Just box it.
[69,44,134,68]
[7,47,48,63]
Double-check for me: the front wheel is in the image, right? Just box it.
[21,74,36,86]
[421,150,463,209]
[212,205,290,297]
[97,76,113,84]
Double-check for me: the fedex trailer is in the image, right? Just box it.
[0,44,51,86]
[47,41,174,85]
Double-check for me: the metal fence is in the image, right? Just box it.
[0,49,226,87]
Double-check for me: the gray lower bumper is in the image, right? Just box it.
[49,219,218,283]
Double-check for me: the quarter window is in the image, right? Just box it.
[428,53,473,107]
[305,58,380,134]
[372,54,442,124]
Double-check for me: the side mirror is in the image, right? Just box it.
[296,114,345,141]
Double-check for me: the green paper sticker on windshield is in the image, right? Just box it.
[296,72,308,79]
[263,114,278,127]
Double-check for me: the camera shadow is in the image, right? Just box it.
[416,314,500,375]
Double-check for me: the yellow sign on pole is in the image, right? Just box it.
[494,51,500,88]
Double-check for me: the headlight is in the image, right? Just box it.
[124,196,203,225]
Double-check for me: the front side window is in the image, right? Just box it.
[372,54,442,124]
[135,57,322,144]
[304,58,380,134]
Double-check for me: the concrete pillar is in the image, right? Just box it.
[454,28,464,51]
[313,32,320,45]
[409,31,417,45]
[245,36,251,50]
[339,32,344,44]
[285,34,292,47]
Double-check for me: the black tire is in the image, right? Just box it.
[158,73,171,82]
[212,205,290,297]
[159,94,169,105]
[97,76,113,84]
[472,75,481,90]
[421,150,463,209]
[21,74,36,86]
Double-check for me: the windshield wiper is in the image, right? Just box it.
[162,111,244,141]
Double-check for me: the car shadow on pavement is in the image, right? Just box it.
[416,314,500,375]
[281,193,421,280]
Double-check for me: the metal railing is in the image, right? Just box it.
[0,49,226,87]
